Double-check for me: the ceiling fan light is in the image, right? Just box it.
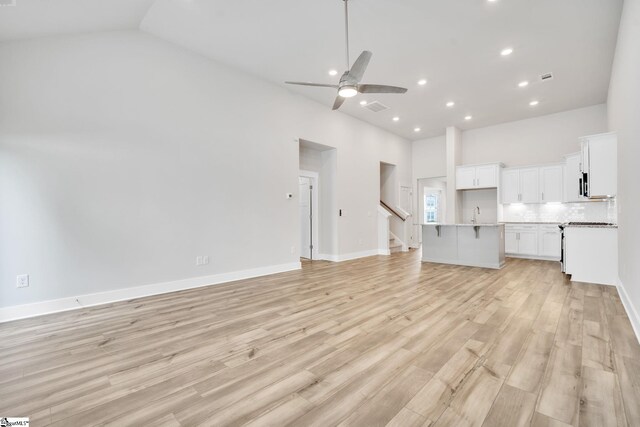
[338,86,358,98]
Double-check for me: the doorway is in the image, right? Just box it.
[416,176,448,244]
[299,171,319,260]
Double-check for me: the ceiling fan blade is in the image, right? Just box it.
[357,84,408,94]
[332,96,346,110]
[285,81,339,88]
[347,51,372,82]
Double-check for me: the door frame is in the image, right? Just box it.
[299,170,320,260]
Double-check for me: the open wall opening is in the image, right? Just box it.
[298,139,337,260]
[416,176,448,245]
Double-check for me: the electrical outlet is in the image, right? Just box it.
[17,274,29,288]
[202,255,209,265]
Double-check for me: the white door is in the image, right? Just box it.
[518,230,538,256]
[501,169,520,204]
[505,230,519,254]
[539,229,561,258]
[519,168,540,203]
[299,176,312,259]
[456,166,476,189]
[540,166,563,203]
[476,165,497,188]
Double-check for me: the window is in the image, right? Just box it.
[424,193,439,223]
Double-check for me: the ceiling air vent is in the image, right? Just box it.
[364,101,390,113]
[540,72,554,82]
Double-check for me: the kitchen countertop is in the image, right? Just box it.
[420,223,503,227]
[500,221,561,224]
[563,223,618,229]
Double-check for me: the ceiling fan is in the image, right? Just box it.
[285,0,408,110]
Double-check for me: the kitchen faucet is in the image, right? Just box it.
[471,206,480,224]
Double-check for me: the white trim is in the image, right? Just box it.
[617,278,640,345]
[335,250,381,262]
[506,254,561,262]
[318,249,382,263]
[0,262,301,323]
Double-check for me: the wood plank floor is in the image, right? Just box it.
[1,250,639,426]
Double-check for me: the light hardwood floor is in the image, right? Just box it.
[1,250,639,426]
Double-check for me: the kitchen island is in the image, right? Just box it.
[422,224,505,269]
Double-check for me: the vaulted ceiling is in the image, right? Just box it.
[0,0,623,139]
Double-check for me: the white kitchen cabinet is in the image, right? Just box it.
[456,164,501,190]
[505,230,518,254]
[539,165,563,203]
[565,226,617,285]
[504,224,539,256]
[501,169,520,204]
[539,225,561,259]
[580,132,617,198]
[476,165,498,188]
[518,230,538,256]
[564,153,585,202]
[501,167,539,203]
[519,168,540,203]
[456,166,477,189]
[504,223,560,260]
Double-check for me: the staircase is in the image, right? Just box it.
[389,232,403,254]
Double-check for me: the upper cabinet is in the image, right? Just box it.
[501,165,562,204]
[455,163,501,190]
[519,167,540,203]
[501,167,540,203]
[539,165,563,203]
[580,132,617,198]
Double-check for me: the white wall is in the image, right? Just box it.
[461,104,608,167]
[607,0,640,333]
[412,136,446,180]
[461,190,498,224]
[0,31,411,308]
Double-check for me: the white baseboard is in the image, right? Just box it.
[318,249,384,262]
[506,254,561,262]
[617,278,640,344]
[0,262,301,323]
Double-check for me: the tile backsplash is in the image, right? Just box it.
[502,199,617,223]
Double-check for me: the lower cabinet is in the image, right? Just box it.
[504,223,560,260]
[538,226,562,258]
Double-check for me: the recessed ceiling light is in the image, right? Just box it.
[529,100,539,106]
[465,115,472,120]
[359,100,367,106]
[446,101,455,108]
[501,48,513,56]
[488,0,498,2]
[328,69,338,76]
[518,81,529,88]
[392,117,400,122]
[414,127,421,132]
[418,79,427,86]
